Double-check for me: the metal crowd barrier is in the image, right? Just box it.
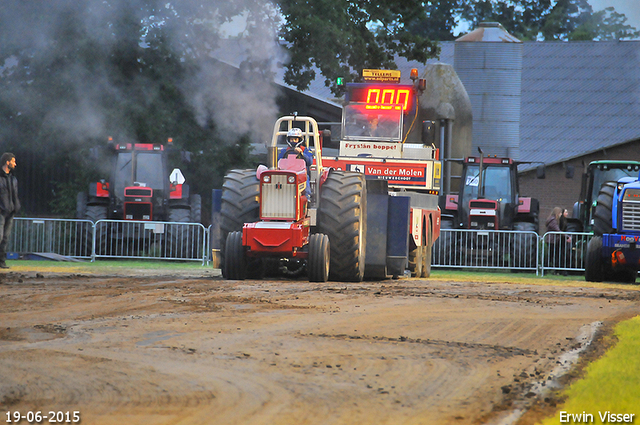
[7,217,595,275]
[7,217,207,264]
[432,228,540,274]
[539,231,593,277]
[431,229,595,276]
[93,220,207,263]
[9,217,94,259]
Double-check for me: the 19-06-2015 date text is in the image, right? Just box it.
[5,411,80,423]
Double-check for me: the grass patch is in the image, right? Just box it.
[428,269,640,291]
[538,316,640,424]
[3,259,208,274]
[2,260,639,292]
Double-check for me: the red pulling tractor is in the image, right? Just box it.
[222,116,340,282]
[220,115,441,282]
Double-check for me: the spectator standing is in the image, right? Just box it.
[0,153,20,269]
[545,207,570,275]
[559,208,574,268]
[559,208,569,231]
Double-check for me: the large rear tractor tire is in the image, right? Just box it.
[510,221,538,270]
[84,204,109,256]
[308,233,330,282]
[593,182,616,236]
[585,236,604,282]
[223,231,246,280]
[76,192,87,219]
[167,207,192,258]
[316,171,367,282]
[220,170,260,273]
[190,194,202,224]
[75,192,90,257]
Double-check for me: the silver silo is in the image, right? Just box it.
[454,22,522,160]
[418,63,473,194]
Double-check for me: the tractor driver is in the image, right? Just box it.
[279,128,313,167]
[279,127,313,199]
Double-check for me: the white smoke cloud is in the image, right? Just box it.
[181,2,288,143]
[0,0,287,146]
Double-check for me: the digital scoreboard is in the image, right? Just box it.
[346,84,415,112]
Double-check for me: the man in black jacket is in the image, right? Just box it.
[0,153,20,269]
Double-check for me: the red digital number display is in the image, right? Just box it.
[348,85,414,112]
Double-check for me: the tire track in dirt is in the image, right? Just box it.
[2,274,640,424]
[0,349,216,408]
[306,332,536,357]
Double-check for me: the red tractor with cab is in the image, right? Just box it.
[436,149,540,268]
[76,138,201,258]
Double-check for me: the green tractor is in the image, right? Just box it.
[571,160,640,233]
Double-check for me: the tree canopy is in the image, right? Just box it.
[459,0,640,42]
[279,0,639,94]
[278,0,441,96]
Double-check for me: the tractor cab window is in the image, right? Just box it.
[462,165,513,205]
[114,152,165,196]
[136,152,164,188]
[342,104,403,141]
[590,167,640,205]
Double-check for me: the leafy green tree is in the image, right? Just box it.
[459,0,550,40]
[278,0,638,97]
[564,5,640,41]
[458,0,638,41]
[278,0,440,95]
[406,0,461,41]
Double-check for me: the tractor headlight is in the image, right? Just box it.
[618,183,625,191]
[288,176,296,184]
[263,175,271,183]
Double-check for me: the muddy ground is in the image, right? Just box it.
[1,268,639,425]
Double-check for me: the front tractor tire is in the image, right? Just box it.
[316,171,367,282]
[585,236,604,282]
[308,233,330,282]
[190,194,202,224]
[223,231,246,280]
[219,170,260,272]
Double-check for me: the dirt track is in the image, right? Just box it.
[1,269,639,425]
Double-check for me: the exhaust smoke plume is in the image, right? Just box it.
[0,0,286,149]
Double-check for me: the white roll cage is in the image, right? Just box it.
[270,115,324,188]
